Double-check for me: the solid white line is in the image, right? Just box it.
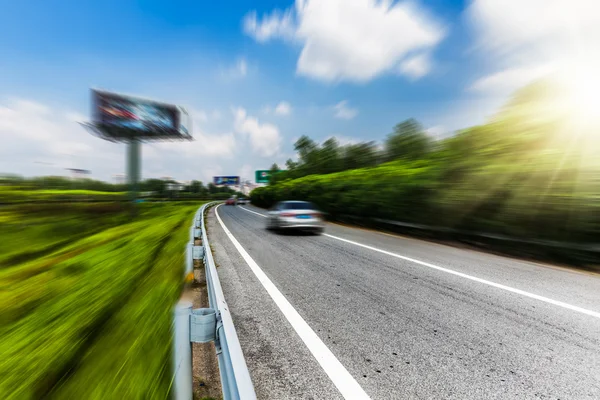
[240,204,600,319]
[323,233,600,319]
[215,205,371,400]
[238,206,267,218]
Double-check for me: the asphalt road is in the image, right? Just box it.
[207,204,600,400]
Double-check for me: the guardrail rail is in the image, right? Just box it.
[172,202,257,400]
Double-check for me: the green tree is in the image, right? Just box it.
[140,179,166,195]
[268,163,281,184]
[285,158,298,171]
[207,183,218,194]
[294,135,319,175]
[294,136,318,163]
[341,141,379,170]
[318,137,342,174]
[188,180,203,194]
[385,119,432,161]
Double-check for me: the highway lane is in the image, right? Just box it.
[208,204,600,399]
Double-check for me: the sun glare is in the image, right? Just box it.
[560,67,600,126]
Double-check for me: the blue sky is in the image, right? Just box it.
[1,0,596,183]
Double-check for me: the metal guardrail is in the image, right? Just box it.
[369,217,600,252]
[173,202,257,400]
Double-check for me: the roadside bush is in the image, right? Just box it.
[251,161,438,222]
[251,158,599,244]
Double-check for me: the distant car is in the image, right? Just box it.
[225,197,237,206]
[237,198,248,205]
[266,201,324,234]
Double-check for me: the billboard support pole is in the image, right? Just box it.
[127,139,141,213]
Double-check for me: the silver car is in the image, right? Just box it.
[266,201,325,234]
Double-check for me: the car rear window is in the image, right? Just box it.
[282,201,315,210]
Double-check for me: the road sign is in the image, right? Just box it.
[255,170,271,183]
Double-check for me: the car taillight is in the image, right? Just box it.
[280,212,295,217]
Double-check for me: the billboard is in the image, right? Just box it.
[255,170,271,183]
[90,89,192,140]
[213,176,240,185]
[178,106,190,136]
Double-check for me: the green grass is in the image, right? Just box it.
[0,201,205,399]
[0,189,127,204]
[0,203,132,267]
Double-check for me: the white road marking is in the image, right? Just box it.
[239,204,600,319]
[215,205,371,400]
[324,233,600,320]
[239,206,267,218]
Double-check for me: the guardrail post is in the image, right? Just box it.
[173,202,256,400]
[173,300,193,400]
[185,242,193,277]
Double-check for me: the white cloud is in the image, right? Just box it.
[238,164,254,182]
[0,100,56,141]
[156,108,237,158]
[468,64,553,93]
[65,111,87,123]
[243,9,296,42]
[202,166,224,184]
[157,131,236,158]
[151,106,237,158]
[190,108,208,123]
[211,110,222,120]
[233,108,281,157]
[238,59,248,76]
[326,135,361,145]
[220,58,248,80]
[398,53,431,80]
[468,0,599,56]
[467,0,600,94]
[49,141,93,156]
[333,100,358,120]
[0,97,240,183]
[274,101,292,116]
[263,101,292,116]
[0,98,123,179]
[243,0,445,82]
[195,132,237,157]
[1,98,286,184]
[425,125,447,139]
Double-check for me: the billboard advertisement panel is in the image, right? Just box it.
[178,106,191,136]
[91,89,191,140]
[213,176,240,185]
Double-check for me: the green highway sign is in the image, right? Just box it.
[255,170,271,183]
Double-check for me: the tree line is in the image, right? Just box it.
[252,80,600,262]
[270,118,432,184]
[0,175,244,200]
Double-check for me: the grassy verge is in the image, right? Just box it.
[0,189,128,204]
[0,203,132,267]
[0,202,204,399]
